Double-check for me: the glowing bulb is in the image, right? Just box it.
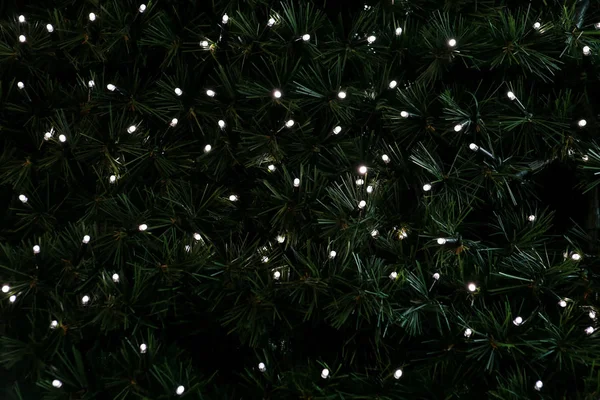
[533,22,541,30]
[422,183,432,191]
[534,380,543,391]
[18,194,28,203]
[9,295,16,303]
[395,27,403,35]
[583,155,589,161]
[138,224,148,231]
[127,125,137,134]
[18,35,26,43]
[381,154,390,163]
[583,46,591,55]
[358,165,367,174]
[371,229,379,237]
[302,34,310,41]
[454,124,463,132]
[261,256,269,263]
[268,164,276,172]
[393,369,403,379]
[558,299,567,308]
[321,369,329,379]
[33,245,40,254]
[513,316,523,326]
[367,35,376,44]
[389,271,398,279]
[17,81,25,89]
[467,283,477,292]
[433,272,440,280]
[355,179,364,186]
[18,15,26,23]
[329,250,337,259]
[50,320,58,329]
[267,18,276,27]
[218,120,226,129]
[140,343,147,353]
[596,22,600,30]
[89,13,97,21]
[333,126,342,134]
[337,91,347,99]
[46,24,54,32]
[276,235,285,243]
[222,14,229,24]
[170,118,178,127]
[1,285,9,293]
[586,326,595,335]
[81,295,90,305]
[174,88,183,96]
[112,273,119,283]
[229,194,238,202]
[258,362,266,372]
[58,134,66,143]
[200,40,209,48]
[293,178,300,187]
[139,4,147,12]
[273,90,282,98]
[273,270,281,279]
[184,245,191,252]
[528,215,536,222]
[87,80,96,88]
[206,89,216,97]
[358,200,367,209]
[571,253,582,261]
[52,379,63,388]
[507,91,516,100]
[400,111,409,118]
[589,310,597,319]
[204,144,212,153]
[286,119,295,127]
[176,385,185,395]
[469,143,479,151]
[82,235,91,244]
[578,119,587,127]
[448,38,457,47]
[192,233,201,241]
[464,328,472,337]
[437,238,447,245]
[366,185,373,193]
[109,175,117,183]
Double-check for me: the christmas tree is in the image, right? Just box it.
[2,0,600,398]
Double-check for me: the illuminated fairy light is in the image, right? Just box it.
[200,40,209,48]
[17,81,25,89]
[112,273,120,283]
[33,245,41,254]
[268,164,276,172]
[395,27,402,35]
[273,89,282,98]
[534,381,543,391]
[176,385,185,395]
[337,91,347,99]
[358,165,367,174]
[46,24,54,32]
[533,22,541,30]
[89,13,97,21]
[329,250,337,259]
[18,15,26,23]
[400,110,409,118]
[321,369,330,379]
[467,282,477,292]
[107,84,117,91]
[464,328,473,337]
[174,87,183,96]
[229,194,238,202]
[139,4,147,13]
[258,362,267,372]
[170,118,178,127]
[302,34,310,41]
[447,38,457,47]
[583,46,591,56]
[204,144,212,153]
[19,194,28,203]
[267,18,276,27]
[218,120,226,129]
[82,235,91,244]
[422,183,432,192]
[140,343,147,353]
[138,224,148,231]
[206,89,216,97]
[333,126,342,134]
[286,119,295,128]
[512,316,523,326]
[578,119,587,128]
[18,35,26,43]
[393,369,403,379]
[389,271,398,280]
[358,200,367,209]
[507,91,516,100]
[222,14,229,24]
[52,379,63,388]
[81,295,90,305]
[367,35,376,44]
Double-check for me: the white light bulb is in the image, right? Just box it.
[469,143,479,151]
[583,155,589,162]
[533,22,541,30]
[58,134,67,143]
[89,13,97,21]
[276,235,285,243]
[437,238,447,245]
[44,131,53,140]
[388,80,398,90]
[140,343,147,353]
[268,18,276,27]
[367,35,376,44]
[222,14,229,24]
[400,111,409,118]
[170,118,178,127]
[507,91,516,100]
[268,164,276,172]
[273,90,282,98]
[127,125,137,133]
[204,144,212,153]
[229,194,238,202]
[139,4,147,13]
[17,81,25,89]
[50,320,58,329]
[174,88,183,96]
[273,270,281,280]
[109,175,117,184]
[355,178,364,186]
[86,80,96,89]
[596,22,600,30]
[52,379,63,388]
[454,124,463,132]
[366,185,373,193]
[433,273,440,280]
[193,233,201,241]
[464,328,472,337]
[571,253,582,261]
[578,119,587,127]
[513,316,523,326]
[18,15,26,23]
[46,24,54,33]
[423,183,432,192]
[18,35,26,43]
[321,368,329,379]
[206,89,216,97]
[18,194,28,203]
[394,369,403,379]
[1,285,9,293]
[534,380,543,391]
[333,126,342,134]
[337,91,347,99]
[286,119,295,127]
[586,326,595,335]
[381,154,390,163]
[395,27,403,36]
[176,385,185,395]
[590,310,597,319]
[448,38,457,47]
[358,200,367,209]
[107,84,116,91]
[216,119,226,129]
[558,299,567,308]
[371,229,379,237]
[82,235,91,244]
[9,295,16,303]
[138,224,148,231]
[467,283,477,292]
[200,40,210,48]
[185,245,191,252]
[583,46,591,55]
[358,165,367,174]
[261,256,269,263]
[528,215,536,222]
[302,34,310,41]
[293,178,300,187]
[258,362,266,372]
[390,271,398,280]
[329,250,337,259]
[33,245,41,254]
[112,273,120,283]
[81,295,90,305]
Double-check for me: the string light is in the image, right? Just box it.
[464,328,473,337]
[258,362,267,372]
[507,91,516,100]
[46,24,54,32]
[558,299,567,308]
[370,229,379,237]
[222,14,229,24]
[204,144,212,153]
[329,250,337,259]
[381,154,390,163]
[185,245,191,252]
[218,120,226,129]
[389,80,397,89]
[176,386,185,395]
[422,183,432,191]
[89,13,97,21]
[107,84,116,91]
[528,215,536,222]
[268,164,276,172]
[433,273,440,280]
[585,326,595,335]
[19,194,28,203]
[395,27,402,35]
[109,175,117,183]
[112,273,120,283]
[206,89,216,97]
[534,380,543,391]
[337,91,347,99]
[453,124,464,132]
[52,379,63,388]
[447,38,457,47]
[355,179,364,186]
[367,35,376,44]
[18,15,26,23]
[58,134,67,143]
[33,245,41,254]
[358,200,367,209]
[81,295,90,305]
[174,87,183,96]
[87,80,95,88]
[578,119,587,128]
[286,119,295,127]
[229,194,238,202]
[358,165,367,174]
[533,22,541,30]
[302,34,310,41]
[389,271,398,280]
[394,369,403,379]
[589,310,597,319]
[512,316,523,326]
[82,235,91,244]
[138,224,148,231]
[469,143,479,151]
[366,185,374,193]
[333,126,342,134]
[273,270,281,280]
[200,40,209,48]
[276,235,285,243]
[583,155,589,162]
[1,285,9,293]
[596,22,600,29]
[267,18,276,27]
[139,4,147,13]
[18,35,26,43]
[50,320,59,329]
[467,282,477,292]
[261,256,269,263]
[17,81,25,89]
[400,111,409,118]
[437,238,447,245]
[571,253,582,261]
[140,343,147,353]
[127,125,137,133]
[192,233,201,241]
[321,369,330,379]
[170,118,178,127]
[273,89,282,98]
[293,178,300,187]
[583,46,591,56]
[9,295,16,303]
